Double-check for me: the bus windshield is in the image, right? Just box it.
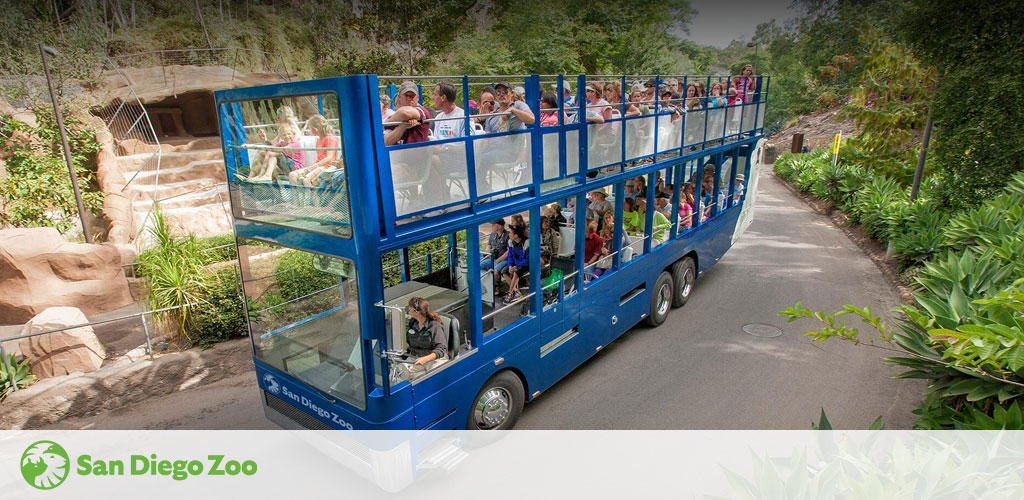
[237,239,365,410]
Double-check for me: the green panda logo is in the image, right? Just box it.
[21,440,70,490]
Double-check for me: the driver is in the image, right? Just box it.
[400,297,448,379]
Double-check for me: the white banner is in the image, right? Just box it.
[2,430,1023,499]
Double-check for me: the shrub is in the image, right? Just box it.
[888,202,950,268]
[195,234,238,265]
[1,354,35,401]
[137,205,209,343]
[276,250,339,301]
[853,176,906,242]
[189,267,248,349]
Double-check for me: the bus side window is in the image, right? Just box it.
[480,212,533,336]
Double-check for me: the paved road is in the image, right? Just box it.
[45,167,922,430]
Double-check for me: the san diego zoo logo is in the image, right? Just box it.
[263,373,280,395]
[21,440,70,490]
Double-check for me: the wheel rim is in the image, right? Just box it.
[681,267,694,299]
[473,387,512,429]
[657,282,672,316]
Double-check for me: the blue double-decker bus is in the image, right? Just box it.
[215,72,769,431]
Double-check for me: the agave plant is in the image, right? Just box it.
[1,354,35,400]
[854,176,906,242]
[889,201,951,267]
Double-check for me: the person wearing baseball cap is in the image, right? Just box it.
[482,218,510,274]
[483,82,534,133]
[384,80,432,146]
[733,173,746,202]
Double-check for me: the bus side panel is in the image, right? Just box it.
[694,208,742,275]
[581,263,652,347]
[413,317,543,429]
[254,361,416,430]
[448,334,544,429]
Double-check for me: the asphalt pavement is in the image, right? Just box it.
[43,166,923,430]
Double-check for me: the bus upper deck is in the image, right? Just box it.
[215,73,769,431]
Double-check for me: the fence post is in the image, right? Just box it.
[141,311,155,361]
[0,343,17,392]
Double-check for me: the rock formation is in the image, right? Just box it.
[18,306,106,377]
[0,227,133,324]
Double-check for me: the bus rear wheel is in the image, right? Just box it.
[670,256,696,308]
[645,271,674,327]
[467,371,524,430]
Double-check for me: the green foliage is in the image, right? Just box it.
[888,202,950,268]
[189,267,248,349]
[194,234,238,265]
[780,176,1024,429]
[137,204,210,342]
[0,109,102,232]
[839,32,936,181]
[0,354,36,401]
[896,0,1024,210]
[275,250,338,302]
[852,176,906,242]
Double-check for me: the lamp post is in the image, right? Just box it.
[39,44,91,243]
[746,41,759,71]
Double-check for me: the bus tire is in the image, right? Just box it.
[467,371,524,430]
[645,271,674,327]
[670,256,696,308]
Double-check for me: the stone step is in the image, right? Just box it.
[132,202,232,247]
[117,137,221,156]
[132,183,227,211]
[125,177,223,201]
[128,159,226,185]
[116,149,224,173]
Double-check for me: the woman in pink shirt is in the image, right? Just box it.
[290,115,340,187]
[252,125,304,182]
[539,91,568,126]
[736,65,757,103]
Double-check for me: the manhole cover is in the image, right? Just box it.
[743,324,783,338]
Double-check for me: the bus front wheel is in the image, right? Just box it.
[467,371,524,430]
[670,256,696,308]
[645,271,674,327]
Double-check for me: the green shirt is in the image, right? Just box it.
[651,210,671,241]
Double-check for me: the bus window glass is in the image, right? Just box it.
[583,184,619,282]
[379,231,471,386]
[237,239,365,409]
[474,132,532,197]
[226,93,351,238]
[719,157,734,211]
[480,212,533,336]
[678,162,697,234]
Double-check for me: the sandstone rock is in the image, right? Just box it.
[18,306,106,377]
[0,227,134,324]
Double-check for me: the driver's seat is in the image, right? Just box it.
[437,313,464,360]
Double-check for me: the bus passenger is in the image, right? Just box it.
[432,81,465,138]
[587,189,612,221]
[626,82,650,116]
[637,196,671,242]
[680,183,695,229]
[737,64,757,103]
[539,92,568,126]
[289,115,339,187]
[384,81,431,146]
[546,202,568,230]
[510,213,528,232]
[583,83,611,123]
[540,250,563,300]
[485,82,534,133]
[733,173,746,202]
[249,125,304,182]
[502,225,529,304]
[685,83,702,110]
[708,82,727,108]
[540,216,561,255]
[623,197,643,233]
[583,220,605,281]
[562,83,575,109]
[400,297,447,378]
[481,218,510,274]
[603,81,623,115]
[380,94,395,123]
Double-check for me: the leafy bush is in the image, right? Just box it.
[0,109,102,232]
[1,354,35,400]
[189,267,248,349]
[137,205,209,343]
[852,176,906,242]
[888,202,950,268]
[276,250,339,301]
[195,234,238,265]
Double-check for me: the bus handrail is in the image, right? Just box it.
[482,292,537,321]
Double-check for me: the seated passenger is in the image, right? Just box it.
[486,82,535,133]
[583,83,611,123]
[562,83,576,109]
[587,189,613,222]
[546,202,568,230]
[733,173,746,202]
[603,81,623,114]
[398,297,448,379]
[637,196,671,242]
[381,94,395,122]
[583,220,606,281]
[501,225,529,304]
[707,82,727,108]
[623,197,643,233]
[288,115,339,187]
[625,82,650,116]
[540,216,561,255]
[539,91,568,126]
[680,183,695,229]
[432,81,466,138]
[737,64,757,103]
[624,180,639,200]
[247,125,304,182]
[481,218,510,274]
[655,197,672,217]
[510,213,528,232]
[684,83,702,110]
[384,81,431,146]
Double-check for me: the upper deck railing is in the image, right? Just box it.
[218,73,768,244]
